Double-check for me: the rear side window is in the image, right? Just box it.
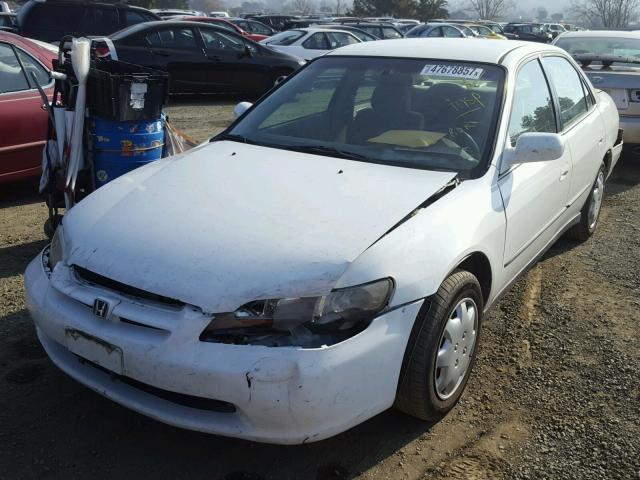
[84,6,120,35]
[509,59,556,144]
[16,49,49,87]
[22,4,84,39]
[427,27,442,37]
[0,43,29,93]
[146,28,196,49]
[124,10,149,26]
[542,56,589,129]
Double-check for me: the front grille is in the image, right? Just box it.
[78,356,236,413]
[73,265,185,307]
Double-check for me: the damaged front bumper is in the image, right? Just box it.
[25,252,423,444]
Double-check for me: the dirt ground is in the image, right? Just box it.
[1,96,639,480]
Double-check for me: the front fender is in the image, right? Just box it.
[335,167,506,309]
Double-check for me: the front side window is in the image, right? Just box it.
[225,57,505,178]
[0,43,29,93]
[16,49,49,87]
[427,27,442,37]
[85,7,120,35]
[201,29,246,52]
[303,32,330,50]
[443,26,463,37]
[325,32,358,48]
[508,59,556,145]
[382,27,402,39]
[543,56,589,128]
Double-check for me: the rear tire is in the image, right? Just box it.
[395,270,483,421]
[567,162,605,241]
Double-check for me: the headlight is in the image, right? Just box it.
[200,278,394,347]
[48,226,66,271]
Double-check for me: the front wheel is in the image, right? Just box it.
[566,162,606,241]
[395,270,483,421]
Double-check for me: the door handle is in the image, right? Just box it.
[207,56,220,61]
[153,50,170,57]
[598,138,604,145]
[560,169,569,181]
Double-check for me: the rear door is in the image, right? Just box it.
[0,42,51,181]
[498,57,572,277]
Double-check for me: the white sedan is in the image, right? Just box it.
[260,27,361,60]
[26,39,622,444]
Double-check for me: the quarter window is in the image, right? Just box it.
[0,43,29,93]
[542,56,589,128]
[508,59,556,145]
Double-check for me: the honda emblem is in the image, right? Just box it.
[93,298,110,318]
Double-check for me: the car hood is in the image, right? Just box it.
[64,141,456,312]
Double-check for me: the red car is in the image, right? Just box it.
[0,32,56,183]
[178,16,269,42]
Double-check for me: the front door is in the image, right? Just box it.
[498,58,572,278]
[144,27,207,93]
[542,55,606,208]
[0,42,51,181]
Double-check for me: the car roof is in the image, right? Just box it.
[327,38,559,64]
[0,31,57,64]
[558,30,640,39]
[110,20,235,39]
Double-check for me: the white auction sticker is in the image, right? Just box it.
[420,64,484,79]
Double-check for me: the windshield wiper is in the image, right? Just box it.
[283,145,369,161]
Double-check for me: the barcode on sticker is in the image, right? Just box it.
[420,64,484,79]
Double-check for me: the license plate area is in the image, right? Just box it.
[65,328,123,375]
[603,88,629,110]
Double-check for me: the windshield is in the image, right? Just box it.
[263,30,305,45]
[224,57,505,178]
[555,36,640,63]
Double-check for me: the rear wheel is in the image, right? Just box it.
[567,162,605,241]
[395,270,483,421]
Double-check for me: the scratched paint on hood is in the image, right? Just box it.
[63,141,457,312]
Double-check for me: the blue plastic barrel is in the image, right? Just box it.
[89,116,164,187]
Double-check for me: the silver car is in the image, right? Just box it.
[554,30,640,146]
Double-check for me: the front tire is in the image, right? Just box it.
[567,162,606,241]
[395,270,483,421]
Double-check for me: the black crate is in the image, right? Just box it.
[87,60,169,122]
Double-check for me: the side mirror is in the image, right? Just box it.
[239,45,253,58]
[234,101,253,118]
[503,132,565,170]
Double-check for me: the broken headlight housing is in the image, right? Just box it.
[200,278,394,347]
